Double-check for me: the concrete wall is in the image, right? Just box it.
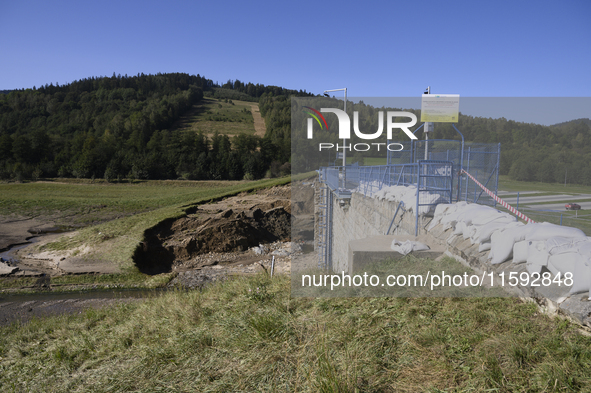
[315,188,591,329]
[328,191,428,272]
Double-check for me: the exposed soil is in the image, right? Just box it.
[0,183,317,324]
[0,216,58,251]
[250,103,266,137]
[2,183,316,279]
[134,186,293,274]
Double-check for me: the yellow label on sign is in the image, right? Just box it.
[421,94,460,123]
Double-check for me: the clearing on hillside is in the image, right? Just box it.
[250,103,266,137]
[172,97,258,137]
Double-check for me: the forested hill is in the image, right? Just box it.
[552,118,591,128]
[273,96,591,185]
[2,73,589,185]
[0,73,310,181]
[438,114,591,184]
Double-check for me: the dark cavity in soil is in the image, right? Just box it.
[133,204,291,274]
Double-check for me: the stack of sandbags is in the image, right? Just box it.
[512,234,591,295]
[373,185,443,215]
[430,201,591,295]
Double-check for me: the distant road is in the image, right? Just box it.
[504,194,591,204]
[524,201,591,212]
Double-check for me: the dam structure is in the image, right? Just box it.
[309,136,591,328]
[315,134,501,273]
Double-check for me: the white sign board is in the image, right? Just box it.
[421,94,460,123]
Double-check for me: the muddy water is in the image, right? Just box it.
[0,240,35,264]
[0,287,166,304]
[0,288,166,326]
[0,228,168,326]
[0,227,71,274]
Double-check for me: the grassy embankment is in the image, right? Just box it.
[0,176,292,291]
[2,175,591,390]
[1,269,591,391]
[174,97,256,137]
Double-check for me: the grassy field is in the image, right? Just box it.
[498,175,591,194]
[173,97,256,136]
[1,271,590,392]
[0,179,277,227]
[0,177,291,292]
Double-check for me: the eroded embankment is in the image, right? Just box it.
[133,188,293,274]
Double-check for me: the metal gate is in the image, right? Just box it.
[416,160,454,235]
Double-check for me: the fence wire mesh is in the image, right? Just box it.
[459,143,501,206]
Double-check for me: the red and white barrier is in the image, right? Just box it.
[461,169,536,224]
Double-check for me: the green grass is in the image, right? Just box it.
[498,175,591,194]
[1,273,590,392]
[292,255,508,298]
[0,178,276,226]
[175,97,256,136]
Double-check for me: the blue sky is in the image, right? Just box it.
[1,0,589,101]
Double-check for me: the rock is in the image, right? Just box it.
[0,261,18,276]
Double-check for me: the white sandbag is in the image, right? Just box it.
[476,220,523,244]
[490,229,512,264]
[569,257,591,295]
[440,203,481,226]
[526,260,543,275]
[464,225,477,241]
[472,206,511,225]
[443,221,454,231]
[546,237,578,255]
[455,204,497,226]
[547,252,579,277]
[453,221,465,235]
[548,253,591,294]
[490,225,535,265]
[412,242,430,252]
[427,204,452,230]
[433,203,454,219]
[391,239,430,256]
[526,240,549,268]
[512,241,529,264]
[471,221,504,244]
[479,242,491,252]
[526,222,586,242]
[577,241,591,257]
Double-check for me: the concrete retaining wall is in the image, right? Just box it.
[316,188,591,329]
[329,192,428,272]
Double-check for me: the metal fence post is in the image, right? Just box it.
[465,146,471,201]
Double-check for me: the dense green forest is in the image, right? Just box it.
[0,73,310,181]
[1,73,590,184]
[284,97,591,185]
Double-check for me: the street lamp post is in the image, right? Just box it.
[324,88,347,190]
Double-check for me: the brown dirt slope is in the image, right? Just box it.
[134,186,292,274]
[250,103,266,137]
